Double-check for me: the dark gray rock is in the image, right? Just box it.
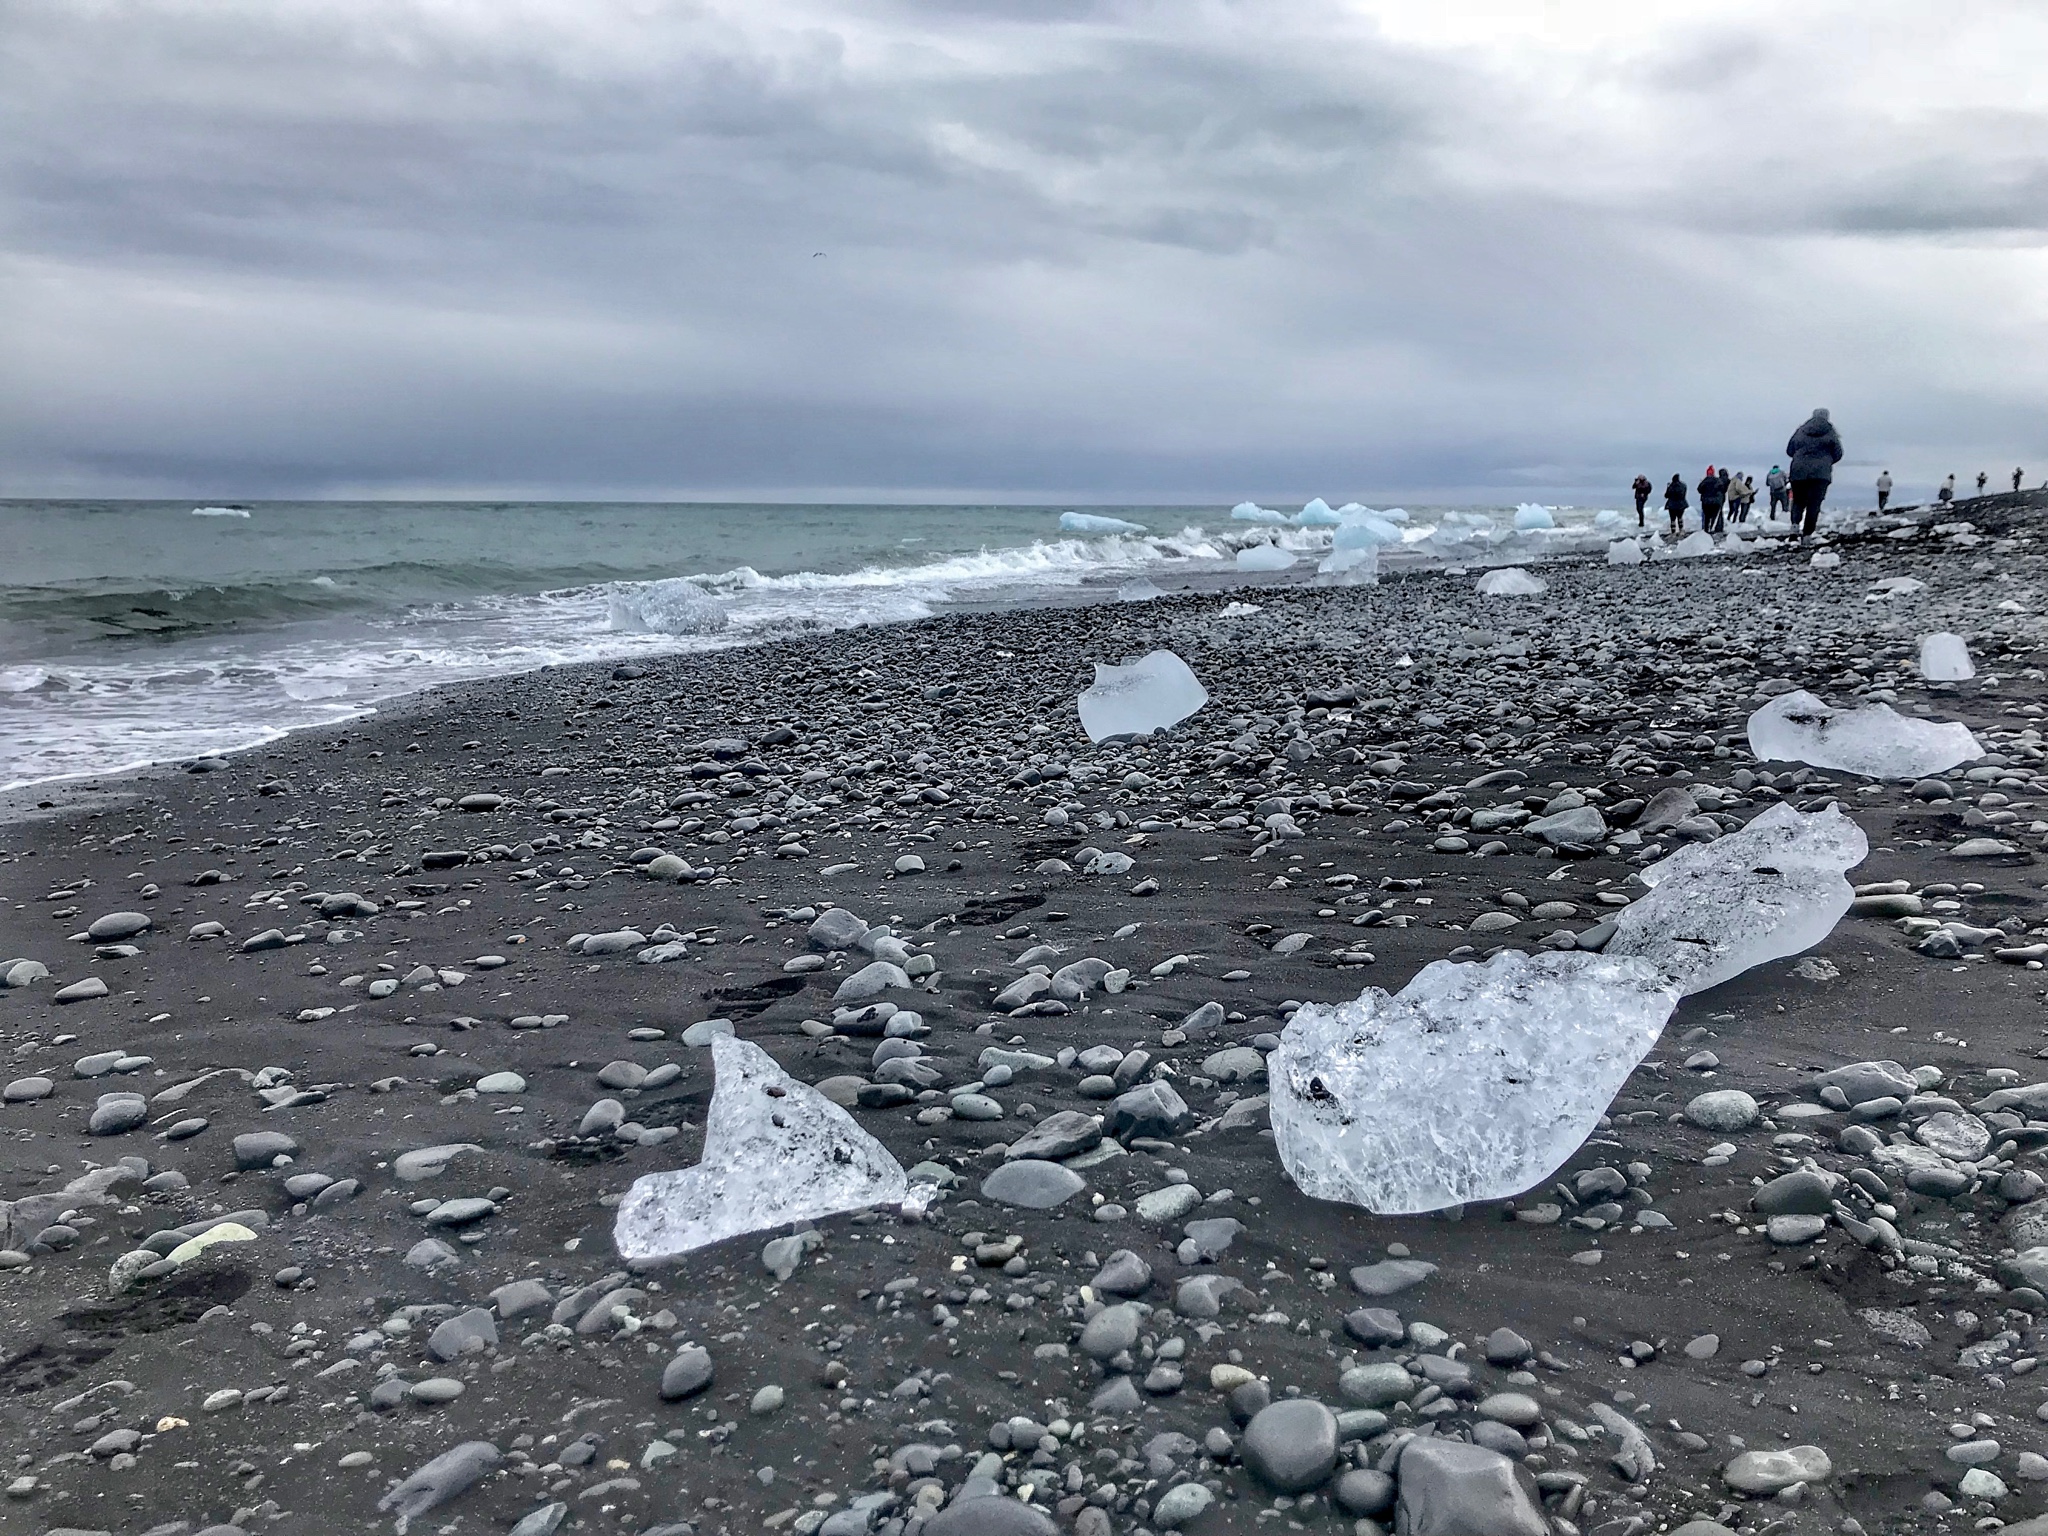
[1078,1303,1141,1362]
[1349,1258,1437,1296]
[921,1495,1057,1536]
[1344,1307,1404,1346]
[980,1159,1085,1209]
[1815,1059,1916,1106]
[232,1131,299,1170]
[1090,1250,1153,1296]
[427,1308,498,1362]
[1107,1081,1192,1140]
[1005,1110,1103,1161]
[1333,1468,1396,1518]
[1240,1398,1338,1494]
[87,1093,147,1136]
[1752,1169,1837,1216]
[1396,1437,1547,1536]
[377,1441,502,1529]
[660,1345,714,1400]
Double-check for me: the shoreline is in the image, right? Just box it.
[0,496,2045,1531]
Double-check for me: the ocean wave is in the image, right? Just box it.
[191,505,251,518]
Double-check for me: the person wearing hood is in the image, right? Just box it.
[1632,473,1652,526]
[1765,465,1789,519]
[1785,408,1843,537]
[1663,473,1688,534]
[1697,465,1727,534]
[1876,469,1893,511]
[2017,468,2027,493]
[1733,473,1757,523]
[1938,473,1956,505]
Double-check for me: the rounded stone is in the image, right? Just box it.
[2,1076,53,1103]
[1152,1482,1213,1528]
[1078,1303,1142,1362]
[1338,1362,1414,1409]
[87,912,152,941]
[1333,1468,1396,1518]
[1765,1214,1827,1245]
[408,1378,465,1404]
[1723,1445,1832,1494]
[1476,1392,1544,1428]
[475,1072,526,1094]
[660,1345,714,1400]
[920,1496,1057,1536]
[1241,1398,1339,1494]
[1685,1090,1761,1132]
[980,1159,1085,1209]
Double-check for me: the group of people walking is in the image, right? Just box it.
[1630,408,1844,539]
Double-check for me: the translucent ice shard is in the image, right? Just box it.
[1606,539,1645,566]
[1268,950,1680,1215]
[1605,801,1866,995]
[1748,689,1981,778]
[614,1034,907,1265]
[1060,511,1146,534]
[1920,632,1975,681]
[1076,649,1208,743]
[1236,543,1297,572]
[1476,567,1546,596]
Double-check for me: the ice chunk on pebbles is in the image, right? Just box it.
[1236,542,1297,572]
[614,1034,908,1265]
[1748,688,1981,778]
[1269,949,1679,1215]
[1919,632,1975,681]
[1076,649,1208,743]
[1475,567,1546,596]
[1606,801,1865,995]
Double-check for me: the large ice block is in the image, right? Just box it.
[1748,689,1981,778]
[1268,950,1680,1214]
[614,1034,908,1265]
[1604,801,1866,995]
[1920,633,1975,681]
[1077,650,1208,742]
[1236,543,1297,572]
[1476,567,1546,596]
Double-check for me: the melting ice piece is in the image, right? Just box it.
[1296,497,1341,525]
[1076,649,1208,743]
[1060,511,1146,534]
[1512,503,1555,530]
[1666,530,1719,558]
[1476,567,1546,596]
[1920,632,1975,681]
[1605,801,1866,995]
[1748,689,1982,778]
[1117,577,1164,602]
[607,578,729,635]
[1230,501,1289,524]
[1606,539,1645,566]
[1269,950,1679,1215]
[614,1034,908,1265]
[1236,543,1296,572]
[1318,544,1379,582]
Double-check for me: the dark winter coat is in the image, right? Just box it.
[1786,412,1844,483]
[1663,478,1688,512]
[1697,474,1725,507]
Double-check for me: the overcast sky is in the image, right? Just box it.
[3,0,2045,504]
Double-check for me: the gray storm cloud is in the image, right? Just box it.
[2,0,2043,502]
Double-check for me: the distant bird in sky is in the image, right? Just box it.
[812,251,826,257]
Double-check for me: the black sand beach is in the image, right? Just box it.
[6,496,2048,1536]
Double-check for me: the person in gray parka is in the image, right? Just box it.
[1785,408,1843,537]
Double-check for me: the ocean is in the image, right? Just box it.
[0,498,1627,791]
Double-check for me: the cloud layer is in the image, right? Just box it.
[3,0,2045,502]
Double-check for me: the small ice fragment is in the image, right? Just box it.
[1076,650,1208,743]
[1230,501,1289,524]
[1748,689,1982,779]
[1295,498,1341,525]
[1217,601,1262,617]
[1919,632,1975,681]
[613,1034,908,1265]
[1476,567,1546,596]
[1236,543,1296,572]
[1318,544,1379,581]
[1606,539,1644,566]
[1512,503,1554,530]
[1605,802,1867,995]
[607,578,729,635]
[1593,508,1622,528]
[1268,950,1680,1215]
[1117,577,1164,602]
[1810,550,1841,568]
[1870,576,1925,596]
[1665,530,1720,558]
[1060,511,1147,534]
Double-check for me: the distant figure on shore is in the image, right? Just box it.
[1732,473,1756,522]
[1977,471,1989,494]
[1938,473,1956,505]
[1876,469,1893,511]
[2017,468,2027,492]
[1631,474,1652,525]
[1766,465,1789,519]
[1785,408,1842,538]
[1663,474,1688,533]
[1698,466,1727,533]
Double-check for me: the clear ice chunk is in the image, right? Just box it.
[1476,567,1546,596]
[1748,688,1982,778]
[1236,543,1296,572]
[1076,649,1208,743]
[1919,632,1975,681]
[1604,801,1866,995]
[1059,511,1146,534]
[613,1034,908,1265]
[1606,539,1645,566]
[1268,949,1680,1215]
